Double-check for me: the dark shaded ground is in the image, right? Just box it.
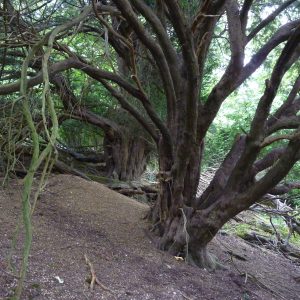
[0,174,299,299]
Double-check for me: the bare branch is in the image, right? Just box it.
[253,147,286,174]
[113,0,176,126]
[51,73,120,138]
[247,0,297,42]
[77,62,172,145]
[240,0,254,33]
[0,58,79,95]
[261,134,296,147]
[220,130,300,216]
[197,134,247,209]
[99,79,160,143]
[193,0,226,93]
[249,26,300,141]
[224,25,300,192]
[270,182,300,195]
[267,75,300,128]
[197,14,300,143]
[130,0,180,92]
[74,61,148,101]
[239,20,300,85]
[250,133,300,201]
[268,116,300,134]
[226,0,245,70]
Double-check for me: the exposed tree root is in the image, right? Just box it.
[151,216,226,271]
[186,246,227,270]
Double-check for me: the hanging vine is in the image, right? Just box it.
[11,6,93,299]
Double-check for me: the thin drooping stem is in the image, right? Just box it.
[13,7,93,298]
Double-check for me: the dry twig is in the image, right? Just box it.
[84,253,113,293]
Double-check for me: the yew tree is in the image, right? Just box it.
[1,0,300,268]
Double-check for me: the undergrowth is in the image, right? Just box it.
[223,212,300,248]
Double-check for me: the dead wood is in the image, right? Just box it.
[241,231,300,261]
[54,160,91,181]
[84,254,113,293]
[116,188,144,196]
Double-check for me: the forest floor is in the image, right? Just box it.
[0,174,299,300]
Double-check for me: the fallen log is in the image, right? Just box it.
[242,232,272,245]
[117,189,144,196]
[54,160,91,181]
[56,142,105,163]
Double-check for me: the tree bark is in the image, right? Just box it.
[104,132,151,181]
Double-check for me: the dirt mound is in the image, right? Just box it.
[0,174,299,299]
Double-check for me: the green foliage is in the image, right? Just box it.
[59,120,104,150]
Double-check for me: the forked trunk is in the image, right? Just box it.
[150,140,241,269]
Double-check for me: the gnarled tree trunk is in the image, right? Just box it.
[148,20,300,268]
[52,74,152,182]
[104,133,151,180]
